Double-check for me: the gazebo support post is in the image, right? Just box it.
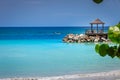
[102,24,104,32]
[97,24,98,33]
[91,24,93,33]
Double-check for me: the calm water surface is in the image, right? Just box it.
[0,27,120,78]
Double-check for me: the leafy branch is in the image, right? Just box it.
[95,23,120,58]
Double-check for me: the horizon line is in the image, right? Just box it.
[0,26,110,27]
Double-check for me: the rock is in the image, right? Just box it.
[99,39,103,42]
[63,37,68,42]
[67,40,74,43]
[78,40,81,43]
[94,38,99,42]
[81,39,86,42]
[79,34,85,39]
[73,35,79,40]
[101,37,106,41]
[62,33,109,43]
[89,36,95,42]
[87,38,91,42]
[67,34,74,39]
[79,34,84,36]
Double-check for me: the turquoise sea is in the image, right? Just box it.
[0,27,120,78]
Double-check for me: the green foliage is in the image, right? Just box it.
[93,0,103,4]
[107,46,117,58]
[116,22,120,29]
[108,25,120,44]
[95,44,100,53]
[99,44,109,57]
[95,44,120,58]
[95,23,120,58]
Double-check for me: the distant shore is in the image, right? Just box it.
[1,70,120,80]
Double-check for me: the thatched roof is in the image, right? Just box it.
[90,18,105,24]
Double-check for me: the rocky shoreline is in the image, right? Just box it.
[63,34,110,43]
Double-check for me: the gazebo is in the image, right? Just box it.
[90,18,105,33]
[85,18,108,39]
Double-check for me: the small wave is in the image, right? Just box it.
[54,32,61,35]
[1,70,120,80]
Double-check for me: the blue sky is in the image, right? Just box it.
[0,0,120,27]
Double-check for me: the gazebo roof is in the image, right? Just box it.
[90,18,105,24]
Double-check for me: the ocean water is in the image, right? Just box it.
[0,27,108,40]
[0,27,120,78]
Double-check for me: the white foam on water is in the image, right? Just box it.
[1,70,120,80]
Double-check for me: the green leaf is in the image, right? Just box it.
[99,44,109,57]
[116,52,120,58]
[117,45,120,58]
[93,0,103,4]
[118,45,120,53]
[95,44,100,53]
[116,22,120,29]
[108,47,116,58]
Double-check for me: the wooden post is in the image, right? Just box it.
[97,24,98,33]
[102,24,104,32]
[91,24,93,33]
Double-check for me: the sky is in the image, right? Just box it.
[0,0,120,27]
